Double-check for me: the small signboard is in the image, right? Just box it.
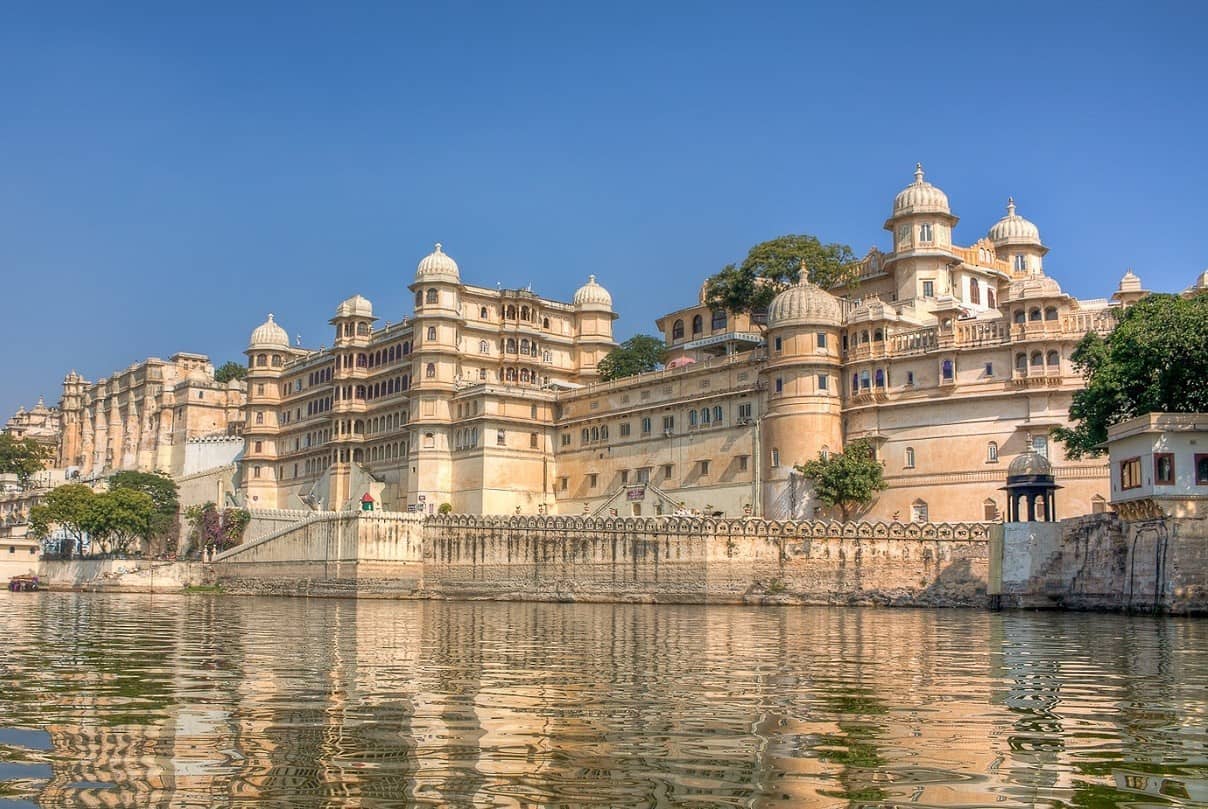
[626,486,646,502]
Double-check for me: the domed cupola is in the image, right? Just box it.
[335,294,374,319]
[767,268,843,328]
[415,242,460,284]
[249,313,290,349]
[892,163,951,217]
[573,275,613,310]
[988,198,1042,247]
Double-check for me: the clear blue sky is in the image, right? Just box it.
[2,2,1206,419]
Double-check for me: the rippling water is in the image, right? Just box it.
[0,593,1205,808]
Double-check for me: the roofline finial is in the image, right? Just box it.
[1007,196,1016,216]
[914,162,924,183]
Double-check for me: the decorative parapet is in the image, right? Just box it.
[425,514,992,541]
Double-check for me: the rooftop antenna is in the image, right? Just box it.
[296,334,302,346]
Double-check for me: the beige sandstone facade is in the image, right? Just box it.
[55,354,246,479]
[241,166,1196,522]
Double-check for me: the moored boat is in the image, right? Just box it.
[8,575,40,592]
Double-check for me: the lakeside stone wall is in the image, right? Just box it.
[211,512,995,606]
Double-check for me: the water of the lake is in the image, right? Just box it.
[0,593,1204,808]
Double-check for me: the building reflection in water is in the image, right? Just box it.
[0,593,1204,808]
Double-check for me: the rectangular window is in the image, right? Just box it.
[941,360,954,381]
[561,433,570,446]
[817,374,828,391]
[637,467,651,484]
[1195,454,1208,485]
[919,223,933,242]
[774,336,783,353]
[1154,453,1175,485]
[560,476,568,491]
[497,430,506,446]
[621,470,629,484]
[984,362,994,376]
[588,473,598,488]
[530,433,539,449]
[738,455,749,472]
[738,403,752,420]
[253,465,262,479]
[922,280,935,297]
[906,371,915,386]
[641,417,651,435]
[663,464,673,480]
[775,377,784,393]
[1120,457,1142,490]
[771,448,780,468]
[619,422,631,437]
[699,459,710,476]
[816,332,827,349]
[662,415,674,431]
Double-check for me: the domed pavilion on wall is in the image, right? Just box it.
[237,165,1188,521]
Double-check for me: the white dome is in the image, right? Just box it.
[249,313,289,348]
[573,275,613,308]
[1006,275,1063,301]
[988,198,1041,246]
[335,294,374,319]
[892,163,951,217]
[1118,269,1143,293]
[416,242,460,283]
[767,269,842,328]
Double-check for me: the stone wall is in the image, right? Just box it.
[992,513,1208,614]
[212,511,993,606]
[38,559,207,592]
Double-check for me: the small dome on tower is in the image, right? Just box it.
[335,294,374,319]
[767,266,843,328]
[1008,449,1052,478]
[988,198,1042,246]
[892,163,951,216]
[249,313,289,349]
[573,275,613,309]
[416,242,460,283]
[1118,269,1142,293]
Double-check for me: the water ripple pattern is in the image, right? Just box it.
[0,593,1205,808]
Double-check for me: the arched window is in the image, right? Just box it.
[425,363,436,378]
[1030,351,1043,367]
[521,306,529,321]
[672,319,684,340]
[713,405,723,423]
[581,428,590,443]
[860,370,870,389]
[689,409,698,427]
[911,499,928,523]
[904,447,915,468]
[425,288,438,304]
[423,432,435,448]
[543,317,550,329]
[1014,310,1026,324]
[353,420,364,434]
[984,499,998,521]
[506,338,517,354]
[711,310,727,330]
[415,290,423,307]
[480,306,489,319]
[692,314,703,334]
[401,374,409,390]
[520,339,530,354]
[600,425,608,440]
[506,305,516,319]
[271,355,282,367]
[1029,308,1042,321]
[1044,306,1058,321]
[873,328,883,342]
[520,368,531,382]
[1047,350,1060,366]
[506,368,517,382]
[355,385,366,399]
[402,341,411,355]
[700,407,710,424]
[852,372,859,391]
[987,441,999,462]
[256,353,267,367]
[591,426,599,441]
[988,289,996,308]
[1015,353,1027,372]
[479,340,488,354]
[427,326,437,341]
[255,412,264,425]
[969,278,980,305]
[357,353,367,367]
[875,368,885,387]
[356,322,369,336]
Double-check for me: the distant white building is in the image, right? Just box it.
[1106,413,1208,519]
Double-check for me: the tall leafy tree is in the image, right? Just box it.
[795,441,887,521]
[1054,293,1208,458]
[109,471,180,550]
[597,334,668,382]
[704,234,858,320]
[0,433,54,486]
[88,488,156,556]
[29,483,97,557]
[213,361,248,383]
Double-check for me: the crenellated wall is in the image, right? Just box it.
[212,511,994,606]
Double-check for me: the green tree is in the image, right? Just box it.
[1053,293,1208,458]
[88,488,156,556]
[109,470,180,552]
[213,361,248,383]
[795,441,887,521]
[28,483,97,557]
[0,433,54,486]
[597,334,669,382]
[703,234,859,320]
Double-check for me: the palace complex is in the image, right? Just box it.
[235,165,1189,522]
